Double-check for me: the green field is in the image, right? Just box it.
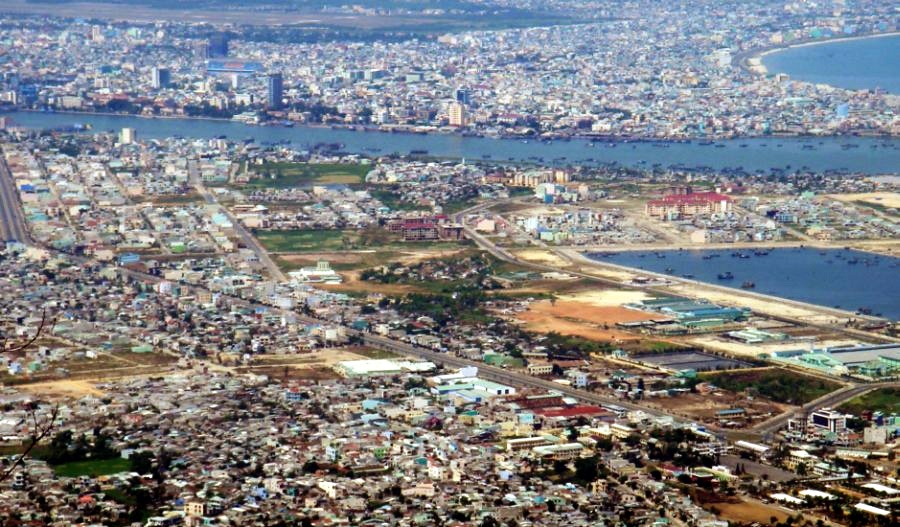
[257,229,350,252]
[839,388,900,416]
[258,228,467,254]
[700,368,840,405]
[53,457,132,478]
[245,162,370,188]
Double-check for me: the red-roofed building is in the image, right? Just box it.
[535,405,611,419]
[646,191,733,220]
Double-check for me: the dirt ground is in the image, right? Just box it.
[828,191,900,209]
[17,380,106,399]
[651,390,787,425]
[511,299,657,342]
[513,249,573,267]
[703,499,790,524]
[555,289,651,306]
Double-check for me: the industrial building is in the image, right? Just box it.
[771,344,900,378]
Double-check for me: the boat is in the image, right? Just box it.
[682,274,694,279]
[665,267,674,273]
[717,272,734,280]
[753,250,769,256]
[741,281,755,289]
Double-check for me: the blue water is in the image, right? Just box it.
[762,35,900,93]
[591,248,900,319]
[5,111,900,174]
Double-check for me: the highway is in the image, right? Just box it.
[0,156,31,243]
[752,380,900,436]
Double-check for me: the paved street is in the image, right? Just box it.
[0,157,30,243]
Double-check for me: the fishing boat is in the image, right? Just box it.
[717,272,734,280]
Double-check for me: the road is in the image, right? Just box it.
[358,332,674,418]
[0,156,31,243]
[455,200,897,345]
[188,161,286,281]
[752,380,900,436]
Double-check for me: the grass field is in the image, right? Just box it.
[245,162,370,188]
[257,229,349,252]
[839,387,900,416]
[258,228,468,254]
[700,368,840,406]
[53,457,132,477]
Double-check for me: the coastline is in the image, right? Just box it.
[739,30,900,78]
[563,249,894,324]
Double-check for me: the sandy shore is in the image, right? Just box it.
[828,191,900,209]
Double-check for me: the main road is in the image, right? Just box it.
[188,161,287,281]
[0,156,31,243]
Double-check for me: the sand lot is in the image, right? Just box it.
[513,249,571,267]
[18,380,106,399]
[513,299,659,341]
[556,289,651,307]
[703,499,790,524]
[829,191,900,209]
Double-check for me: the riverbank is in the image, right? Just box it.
[578,247,900,322]
[9,106,898,143]
[570,239,900,258]
[7,110,900,174]
[562,248,893,326]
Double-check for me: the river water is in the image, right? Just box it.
[6,110,899,174]
[591,248,900,320]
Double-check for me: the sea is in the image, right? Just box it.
[590,248,900,320]
[762,34,900,93]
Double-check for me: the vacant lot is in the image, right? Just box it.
[258,229,350,252]
[700,368,841,406]
[512,299,656,342]
[839,387,900,416]
[54,458,132,478]
[246,162,369,188]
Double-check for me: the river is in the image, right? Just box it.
[5,110,899,174]
[590,248,900,320]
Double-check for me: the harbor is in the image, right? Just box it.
[589,247,900,320]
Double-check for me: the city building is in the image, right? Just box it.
[646,192,733,220]
[207,33,229,58]
[267,72,284,109]
[152,67,171,89]
[119,127,136,145]
[448,101,467,127]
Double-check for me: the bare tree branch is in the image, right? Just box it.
[6,309,57,354]
[0,402,60,484]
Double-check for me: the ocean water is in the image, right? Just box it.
[762,34,900,93]
[590,248,900,320]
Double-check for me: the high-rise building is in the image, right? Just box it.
[152,67,171,89]
[207,33,229,59]
[454,87,471,105]
[448,102,467,127]
[267,72,284,109]
[119,128,136,145]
